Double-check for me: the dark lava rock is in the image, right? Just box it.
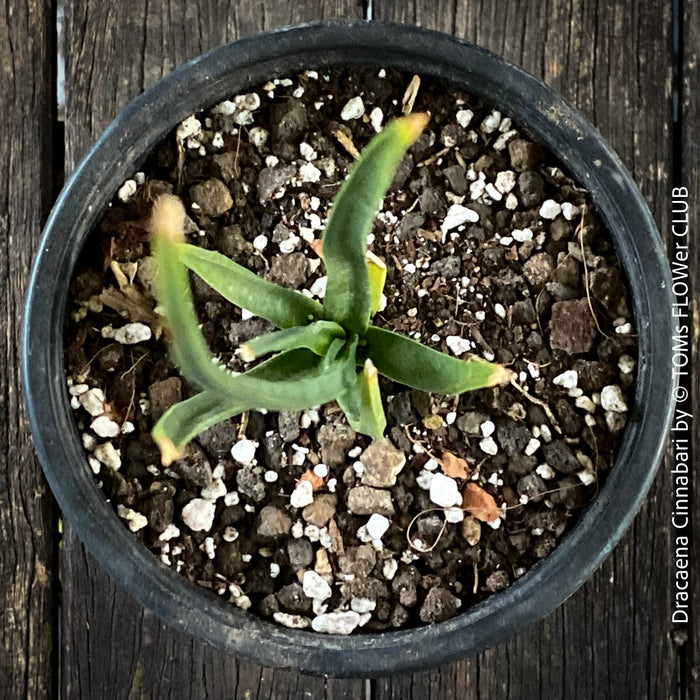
[418,187,446,218]
[287,538,314,571]
[432,255,462,279]
[216,224,253,259]
[257,165,296,203]
[550,218,573,241]
[390,154,415,192]
[485,570,510,592]
[258,594,279,617]
[392,565,421,607]
[523,252,555,288]
[507,453,538,477]
[573,360,617,392]
[517,473,547,501]
[261,433,284,468]
[215,542,247,577]
[339,545,377,578]
[554,398,584,437]
[236,466,266,502]
[548,476,585,509]
[148,377,182,422]
[443,164,468,194]
[189,178,233,217]
[542,440,581,474]
[456,411,489,435]
[419,587,459,623]
[397,212,425,240]
[517,170,546,207]
[197,420,236,459]
[390,604,409,627]
[549,298,597,354]
[509,298,537,325]
[387,391,417,426]
[495,421,532,456]
[140,489,174,533]
[509,139,542,172]
[278,411,301,443]
[590,266,623,316]
[552,256,580,287]
[227,318,272,346]
[317,422,356,467]
[546,282,578,301]
[276,582,313,615]
[271,98,308,145]
[171,444,212,487]
[268,252,309,289]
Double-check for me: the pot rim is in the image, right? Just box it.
[22,19,676,677]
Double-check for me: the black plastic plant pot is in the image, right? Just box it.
[23,20,675,677]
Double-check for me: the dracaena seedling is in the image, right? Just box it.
[150,113,513,465]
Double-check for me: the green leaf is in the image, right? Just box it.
[241,320,345,361]
[152,391,249,466]
[180,243,323,328]
[365,325,514,394]
[152,204,236,391]
[322,114,429,335]
[222,348,352,411]
[338,359,387,439]
[151,348,355,464]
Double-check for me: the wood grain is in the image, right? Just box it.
[0,1,56,698]
[373,0,679,698]
[61,2,366,697]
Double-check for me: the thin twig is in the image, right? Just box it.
[509,377,562,434]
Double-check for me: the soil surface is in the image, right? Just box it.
[64,68,637,634]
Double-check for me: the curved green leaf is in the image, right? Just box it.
[152,348,356,464]
[365,325,514,394]
[153,219,236,391]
[322,114,429,334]
[152,390,249,466]
[180,243,323,328]
[223,348,352,411]
[241,320,345,361]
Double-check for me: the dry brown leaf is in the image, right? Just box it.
[99,287,162,338]
[299,469,324,491]
[309,238,324,259]
[441,451,470,480]
[331,129,360,159]
[402,75,421,114]
[461,483,501,523]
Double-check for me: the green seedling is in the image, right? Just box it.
[150,113,513,465]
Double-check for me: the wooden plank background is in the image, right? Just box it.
[1,0,696,697]
[0,1,56,698]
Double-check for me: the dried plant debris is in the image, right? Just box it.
[64,68,637,634]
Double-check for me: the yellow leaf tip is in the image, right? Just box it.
[400,112,430,142]
[239,343,256,362]
[157,436,182,466]
[151,194,186,243]
[366,250,387,270]
[489,365,517,387]
[363,358,379,378]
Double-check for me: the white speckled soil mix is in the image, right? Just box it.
[64,68,637,634]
